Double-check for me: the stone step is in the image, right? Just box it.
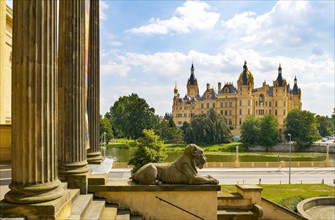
[217,209,255,220]
[82,200,105,220]
[130,215,143,220]
[217,192,252,208]
[68,194,93,220]
[116,209,130,220]
[99,206,117,220]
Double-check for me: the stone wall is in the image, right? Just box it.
[0,124,11,163]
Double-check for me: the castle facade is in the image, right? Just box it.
[172,62,302,137]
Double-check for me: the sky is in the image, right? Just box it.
[6,0,335,117]
[99,0,335,117]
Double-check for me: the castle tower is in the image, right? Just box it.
[236,61,254,130]
[291,76,302,110]
[187,63,199,98]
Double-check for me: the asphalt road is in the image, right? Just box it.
[108,167,335,185]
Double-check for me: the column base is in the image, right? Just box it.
[59,173,90,194]
[4,179,65,204]
[0,183,73,220]
[59,161,91,194]
[87,151,103,164]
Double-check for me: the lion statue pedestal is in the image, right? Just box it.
[131,144,219,185]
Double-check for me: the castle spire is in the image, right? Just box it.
[188,63,196,85]
[293,76,299,94]
[174,82,178,94]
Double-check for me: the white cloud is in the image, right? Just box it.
[100,1,109,20]
[220,1,313,50]
[129,1,220,35]
[105,33,123,47]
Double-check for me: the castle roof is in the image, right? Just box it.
[200,89,217,100]
[219,83,237,94]
[238,61,254,86]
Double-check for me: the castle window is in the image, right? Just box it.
[248,100,250,106]
[220,102,223,108]
[283,109,286,115]
[275,101,277,107]
[229,102,232,107]
[283,101,286,107]
[225,102,228,107]
[275,110,277,115]
[269,102,272,107]
[259,94,265,106]
[239,100,242,106]
[265,101,267,106]
[201,103,204,109]
[239,109,242,115]
[225,110,228,116]
[225,88,229,93]
[229,110,232,115]
[220,110,223,115]
[184,113,187,117]
[248,109,250,115]
[239,118,242,125]
[229,119,232,125]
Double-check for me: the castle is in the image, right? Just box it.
[172,62,302,137]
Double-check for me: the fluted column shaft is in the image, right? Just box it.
[58,0,90,176]
[87,0,103,164]
[5,0,64,204]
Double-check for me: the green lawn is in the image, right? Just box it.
[221,184,335,211]
[108,138,242,152]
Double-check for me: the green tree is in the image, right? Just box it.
[154,116,183,143]
[240,115,260,147]
[258,114,279,147]
[100,116,113,143]
[284,109,320,149]
[107,93,159,139]
[184,109,232,145]
[316,115,334,137]
[128,129,167,174]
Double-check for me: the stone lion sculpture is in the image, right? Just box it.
[131,144,219,185]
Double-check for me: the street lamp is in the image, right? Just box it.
[288,133,291,184]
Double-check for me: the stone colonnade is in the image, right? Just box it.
[4,0,101,205]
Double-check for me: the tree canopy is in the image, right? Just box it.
[316,115,334,137]
[184,109,232,145]
[240,114,278,147]
[128,129,166,174]
[100,116,113,143]
[240,115,260,146]
[105,93,159,139]
[284,109,320,149]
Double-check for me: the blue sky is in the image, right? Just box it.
[7,0,335,117]
[99,0,334,117]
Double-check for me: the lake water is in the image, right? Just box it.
[105,147,334,163]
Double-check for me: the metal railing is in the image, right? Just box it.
[155,196,204,220]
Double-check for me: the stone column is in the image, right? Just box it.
[4,0,65,204]
[58,0,91,194]
[87,0,103,164]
